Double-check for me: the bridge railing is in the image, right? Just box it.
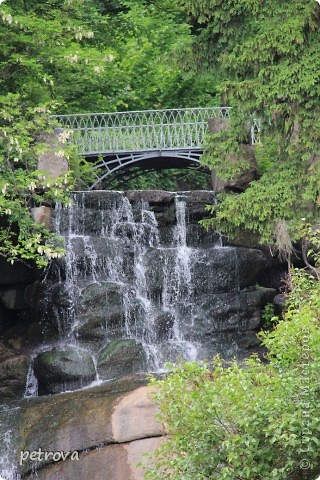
[51,107,233,155]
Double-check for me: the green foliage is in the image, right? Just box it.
[299,223,320,279]
[0,93,75,266]
[261,302,277,329]
[108,167,210,191]
[201,159,314,258]
[143,270,320,480]
[181,0,320,254]
[0,0,111,266]
[114,0,218,110]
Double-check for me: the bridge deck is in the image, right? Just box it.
[51,107,235,155]
[51,107,260,188]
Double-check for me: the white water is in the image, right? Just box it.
[24,361,38,398]
[41,192,212,373]
[0,406,21,480]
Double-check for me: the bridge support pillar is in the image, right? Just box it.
[208,118,259,192]
[34,128,69,229]
[38,128,69,180]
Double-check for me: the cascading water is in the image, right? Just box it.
[27,191,218,382]
[20,190,272,398]
[0,405,21,480]
[48,192,207,371]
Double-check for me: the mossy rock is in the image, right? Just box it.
[97,339,147,380]
[34,345,96,395]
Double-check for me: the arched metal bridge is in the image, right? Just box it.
[51,107,260,188]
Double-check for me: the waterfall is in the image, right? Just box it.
[36,192,216,373]
[20,189,272,396]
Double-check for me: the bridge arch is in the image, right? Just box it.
[88,149,205,189]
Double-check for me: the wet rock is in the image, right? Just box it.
[153,312,174,342]
[22,191,277,387]
[79,282,123,311]
[0,287,28,311]
[155,340,199,364]
[76,282,142,346]
[0,301,4,333]
[24,280,45,310]
[0,340,14,362]
[125,190,175,205]
[184,190,216,221]
[97,340,147,380]
[76,312,124,344]
[70,190,124,210]
[184,287,276,341]
[145,246,268,295]
[273,293,287,314]
[33,346,96,395]
[0,354,29,401]
[238,330,262,350]
[15,376,161,476]
[76,299,145,348]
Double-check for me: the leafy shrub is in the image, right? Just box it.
[143,270,320,480]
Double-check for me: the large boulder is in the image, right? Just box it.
[26,438,164,480]
[33,346,96,395]
[97,340,147,380]
[79,282,123,311]
[208,117,260,192]
[187,287,276,338]
[8,376,163,478]
[75,282,143,346]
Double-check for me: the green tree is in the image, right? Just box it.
[0,0,110,265]
[0,94,73,266]
[178,0,320,258]
[115,0,218,110]
[143,264,320,480]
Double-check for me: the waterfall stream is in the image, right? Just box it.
[20,190,271,395]
[0,405,21,480]
[47,192,212,372]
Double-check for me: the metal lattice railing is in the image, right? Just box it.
[51,107,235,155]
